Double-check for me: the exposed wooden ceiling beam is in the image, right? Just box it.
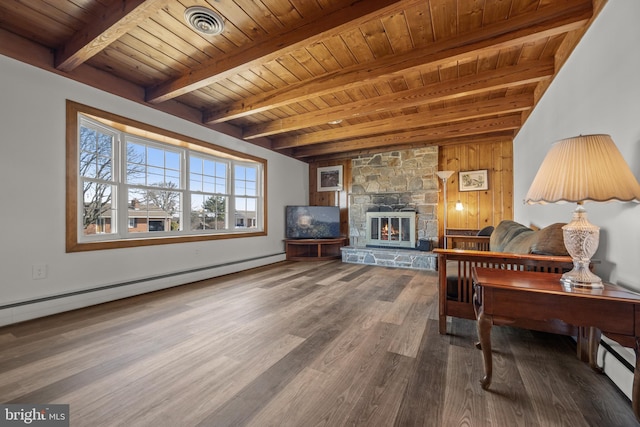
[55,0,169,72]
[244,59,554,139]
[145,0,420,104]
[272,94,532,149]
[303,132,515,162]
[292,114,523,158]
[204,0,592,124]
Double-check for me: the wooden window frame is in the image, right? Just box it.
[66,100,267,252]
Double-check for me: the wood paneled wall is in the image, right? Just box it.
[438,139,514,244]
[308,139,514,244]
[309,160,351,238]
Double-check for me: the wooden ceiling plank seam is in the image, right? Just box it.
[275,54,315,81]
[289,48,329,76]
[243,58,554,139]
[248,66,289,89]
[125,27,200,70]
[483,0,513,25]
[137,18,213,65]
[305,42,343,73]
[0,2,78,46]
[429,0,458,41]
[55,0,171,72]
[262,0,304,25]
[204,0,592,123]
[288,0,324,18]
[271,93,533,149]
[261,60,301,85]
[145,0,421,103]
[381,11,413,54]
[360,19,395,59]
[339,26,377,64]
[105,40,177,81]
[210,0,269,41]
[116,34,188,76]
[93,46,171,85]
[236,69,277,93]
[457,0,485,34]
[2,0,86,30]
[404,1,435,48]
[320,35,358,68]
[231,0,285,33]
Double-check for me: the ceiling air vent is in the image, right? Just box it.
[184,6,225,36]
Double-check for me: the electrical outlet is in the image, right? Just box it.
[32,264,47,280]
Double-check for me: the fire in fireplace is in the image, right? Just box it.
[365,211,416,249]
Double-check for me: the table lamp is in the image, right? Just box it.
[524,134,640,289]
[436,170,455,248]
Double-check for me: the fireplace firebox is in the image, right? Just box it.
[365,211,416,249]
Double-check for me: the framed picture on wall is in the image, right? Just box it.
[317,165,343,191]
[459,169,488,191]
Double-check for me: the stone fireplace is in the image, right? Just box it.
[349,148,439,249]
[342,148,439,270]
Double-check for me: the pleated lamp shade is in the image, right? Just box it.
[524,134,640,204]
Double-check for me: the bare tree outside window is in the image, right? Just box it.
[147,182,181,231]
[80,125,145,234]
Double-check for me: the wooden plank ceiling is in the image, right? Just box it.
[0,0,600,162]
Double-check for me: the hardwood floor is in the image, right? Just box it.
[0,260,636,426]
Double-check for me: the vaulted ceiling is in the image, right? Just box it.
[0,0,602,162]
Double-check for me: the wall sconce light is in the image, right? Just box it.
[436,170,455,248]
[455,200,463,211]
[525,134,640,289]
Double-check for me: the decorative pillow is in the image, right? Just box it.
[490,220,534,252]
[476,225,494,236]
[502,230,537,254]
[531,222,569,255]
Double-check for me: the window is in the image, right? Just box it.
[66,101,267,252]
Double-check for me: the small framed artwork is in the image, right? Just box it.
[317,165,343,191]
[459,169,488,191]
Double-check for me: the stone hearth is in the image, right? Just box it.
[341,246,436,271]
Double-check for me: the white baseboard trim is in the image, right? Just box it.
[0,253,285,327]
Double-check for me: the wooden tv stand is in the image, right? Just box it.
[284,237,347,261]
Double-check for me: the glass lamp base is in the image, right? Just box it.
[560,268,603,289]
[561,204,603,290]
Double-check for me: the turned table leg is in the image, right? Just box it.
[477,310,493,389]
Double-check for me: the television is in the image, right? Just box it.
[285,206,341,239]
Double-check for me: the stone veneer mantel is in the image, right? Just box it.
[341,246,436,271]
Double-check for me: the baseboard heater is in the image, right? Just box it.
[0,252,284,311]
[600,339,635,373]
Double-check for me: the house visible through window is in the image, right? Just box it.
[66,101,266,252]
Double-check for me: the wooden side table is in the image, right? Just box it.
[472,267,640,422]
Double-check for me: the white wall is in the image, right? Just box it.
[514,0,640,400]
[0,54,309,326]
